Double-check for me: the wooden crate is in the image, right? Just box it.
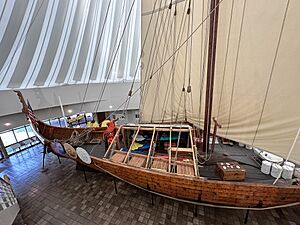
[216,162,246,181]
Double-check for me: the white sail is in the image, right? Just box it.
[140,0,300,164]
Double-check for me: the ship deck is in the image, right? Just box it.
[81,139,297,186]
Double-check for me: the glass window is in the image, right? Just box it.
[59,118,67,127]
[0,130,17,147]
[14,127,28,142]
[50,118,60,127]
[25,125,35,137]
[44,120,50,125]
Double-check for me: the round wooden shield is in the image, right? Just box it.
[76,147,91,164]
[63,143,77,160]
[50,141,66,157]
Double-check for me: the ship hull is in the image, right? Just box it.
[92,156,300,208]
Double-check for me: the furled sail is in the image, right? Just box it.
[140,0,300,163]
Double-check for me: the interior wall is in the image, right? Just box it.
[0,82,140,132]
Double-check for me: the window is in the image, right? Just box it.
[50,118,60,127]
[0,131,17,147]
[14,127,28,142]
[25,125,35,137]
[59,118,67,127]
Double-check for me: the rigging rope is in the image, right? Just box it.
[252,0,290,146]
[150,11,174,122]
[139,0,168,111]
[122,0,160,116]
[108,0,225,122]
[150,0,189,122]
[198,0,210,127]
[216,0,235,119]
[225,0,247,137]
[93,0,136,113]
[80,0,112,113]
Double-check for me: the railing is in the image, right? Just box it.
[0,176,20,225]
[0,176,18,211]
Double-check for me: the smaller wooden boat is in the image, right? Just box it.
[14,91,107,144]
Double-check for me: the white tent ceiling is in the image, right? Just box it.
[0,0,141,118]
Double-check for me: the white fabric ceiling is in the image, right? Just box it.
[0,0,141,89]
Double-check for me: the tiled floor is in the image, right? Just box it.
[0,145,299,225]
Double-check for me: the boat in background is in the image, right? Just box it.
[15,90,107,145]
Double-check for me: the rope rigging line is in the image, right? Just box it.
[216,0,235,119]
[175,0,192,121]
[140,0,175,115]
[225,0,247,137]
[150,10,176,122]
[153,0,189,123]
[171,2,177,122]
[187,0,195,119]
[252,0,290,146]
[122,0,160,116]
[198,0,210,126]
[141,1,176,119]
[139,0,168,110]
[79,0,112,113]
[161,2,194,123]
[109,0,225,122]
[93,0,137,113]
[0,0,46,86]
[126,0,167,116]
[147,1,188,122]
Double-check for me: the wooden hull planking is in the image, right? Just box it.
[91,156,300,208]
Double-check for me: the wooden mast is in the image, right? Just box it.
[202,0,220,154]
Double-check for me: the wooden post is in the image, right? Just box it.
[121,127,127,148]
[124,126,141,163]
[104,126,122,158]
[202,0,220,155]
[189,128,198,176]
[211,117,221,153]
[146,127,156,168]
[168,127,172,172]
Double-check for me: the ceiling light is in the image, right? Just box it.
[67,109,73,113]
[4,123,11,126]
[109,105,113,109]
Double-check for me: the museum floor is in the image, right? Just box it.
[0,145,299,225]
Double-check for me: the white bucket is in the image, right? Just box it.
[261,160,272,175]
[238,143,245,147]
[282,165,294,180]
[284,161,295,169]
[271,164,282,178]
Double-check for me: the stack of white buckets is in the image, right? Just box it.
[261,160,295,179]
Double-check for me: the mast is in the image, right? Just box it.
[202,0,220,154]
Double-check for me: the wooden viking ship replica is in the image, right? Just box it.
[16,0,300,209]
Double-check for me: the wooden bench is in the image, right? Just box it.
[111,151,127,163]
[128,154,147,167]
[176,161,195,176]
[151,158,168,172]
